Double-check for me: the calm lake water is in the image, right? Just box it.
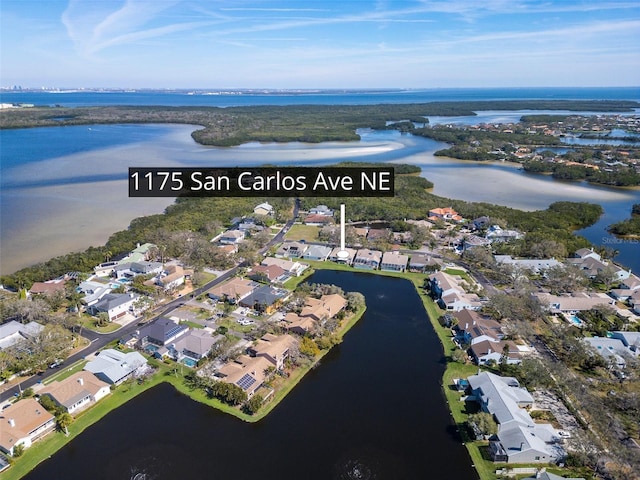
[24,271,479,480]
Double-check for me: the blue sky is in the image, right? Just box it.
[1,0,639,89]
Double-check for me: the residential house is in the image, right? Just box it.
[302,245,332,261]
[38,371,110,415]
[93,261,119,277]
[28,278,66,297]
[534,292,614,314]
[138,317,189,347]
[485,225,523,243]
[0,398,56,456]
[215,354,273,397]
[275,241,308,259]
[380,251,409,272]
[156,264,190,291]
[261,256,307,276]
[583,336,637,369]
[610,331,640,354]
[114,261,163,279]
[366,228,391,242]
[77,279,113,307]
[453,310,504,345]
[463,235,492,250]
[329,247,357,265]
[219,230,245,245]
[249,264,287,284]
[281,313,317,336]
[309,205,334,216]
[568,249,631,280]
[352,248,382,270]
[300,294,347,322]
[84,349,148,385]
[469,340,523,365]
[87,293,137,322]
[467,372,564,464]
[609,274,640,302]
[304,214,334,226]
[253,202,274,216]
[428,207,463,223]
[239,286,289,314]
[247,333,296,370]
[494,255,561,274]
[207,277,258,303]
[522,470,585,480]
[170,329,222,362]
[0,321,44,351]
[408,254,442,273]
[428,271,483,311]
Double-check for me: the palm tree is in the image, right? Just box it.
[57,412,73,436]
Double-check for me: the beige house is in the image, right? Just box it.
[300,294,347,322]
[0,398,56,456]
[380,251,409,272]
[207,277,258,303]
[248,333,297,370]
[216,354,273,397]
[39,371,111,415]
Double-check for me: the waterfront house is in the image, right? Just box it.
[469,340,523,366]
[352,248,382,270]
[84,349,148,385]
[329,247,357,265]
[261,256,308,276]
[302,245,332,261]
[169,329,222,363]
[275,241,308,259]
[215,354,273,397]
[0,398,56,456]
[247,333,296,370]
[380,251,409,272]
[281,312,316,335]
[249,264,287,284]
[453,310,504,345]
[39,371,110,415]
[467,372,564,464]
[428,271,483,311]
[300,294,347,322]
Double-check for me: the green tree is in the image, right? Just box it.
[56,412,73,435]
[243,394,264,415]
[468,412,498,437]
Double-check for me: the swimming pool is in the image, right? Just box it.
[569,315,584,326]
[181,358,197,367]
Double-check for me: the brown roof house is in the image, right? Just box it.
[283,293,347,335]
[247,333,297,370]
[0,398,56,456]
[216,355,273,397]
[39,371,111,415]
[207,277,258,303]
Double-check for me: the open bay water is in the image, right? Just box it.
[24,270,479,480]
[1,87,639,275]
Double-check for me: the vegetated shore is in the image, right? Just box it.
[1,100,638,146]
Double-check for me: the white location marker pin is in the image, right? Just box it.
[337,204,349,260]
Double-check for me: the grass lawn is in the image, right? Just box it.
[283,224,320,242]
[78,315,122,334]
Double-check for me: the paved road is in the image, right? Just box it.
[0,201,300,404]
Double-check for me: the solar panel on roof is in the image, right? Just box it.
[236,374,256,390]
[165,325,185,340]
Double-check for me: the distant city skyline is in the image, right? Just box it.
[1,0,639,89]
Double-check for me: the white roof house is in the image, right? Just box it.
[0,321,44,350]
[84,349,147,385]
